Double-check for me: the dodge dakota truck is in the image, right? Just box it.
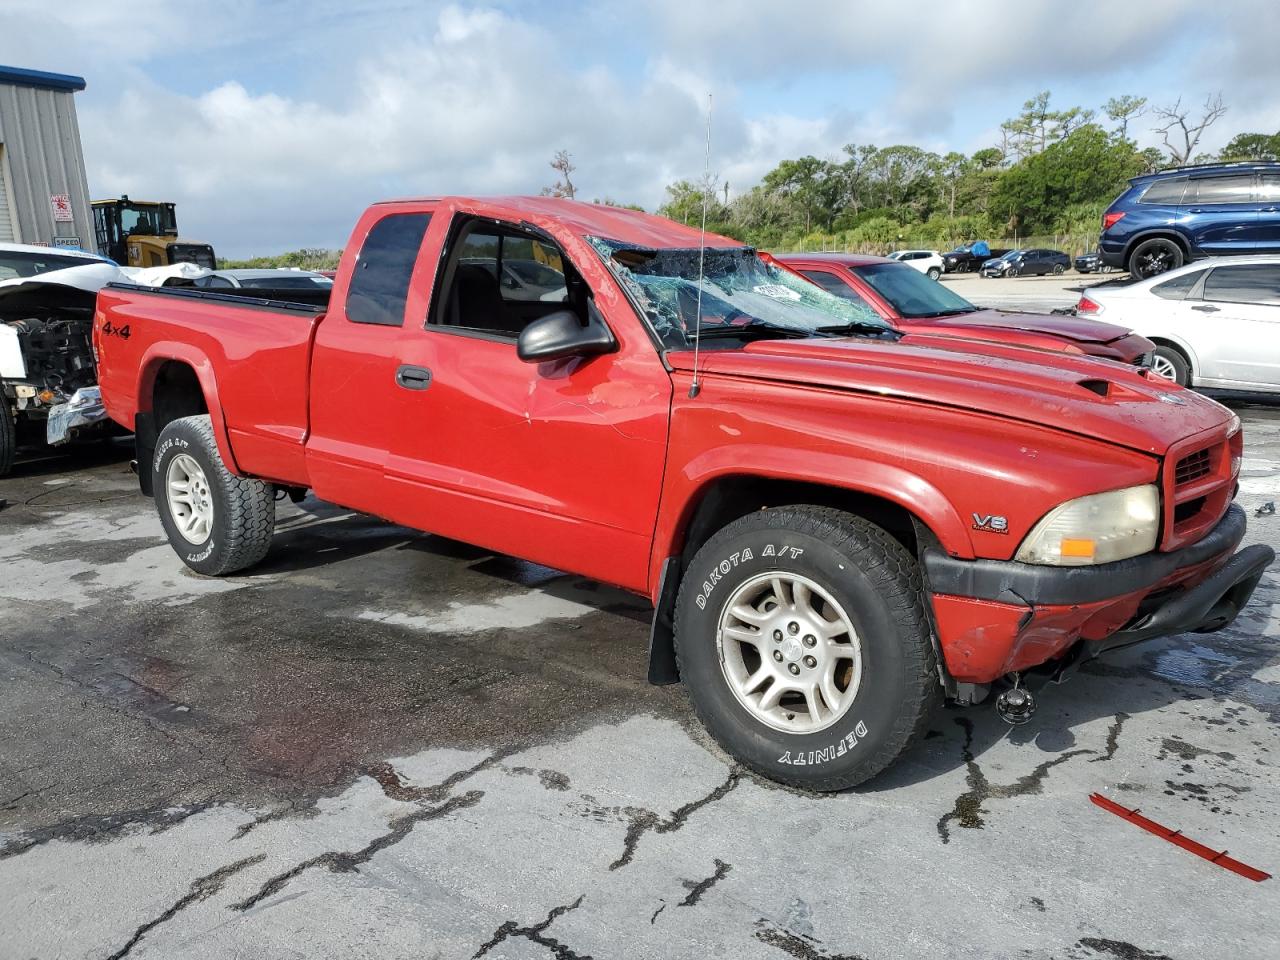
[94,197,1273,791]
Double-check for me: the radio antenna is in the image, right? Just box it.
[688,92,712,399]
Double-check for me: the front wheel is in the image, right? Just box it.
[1007,265,1020,278]
[674,506,940,791]
[152,415,275,575]
[1128,238,1184,279]
[0,396,14,478]
[926,267,942,280]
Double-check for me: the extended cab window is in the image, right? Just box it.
[347,212,431,326]
[432,220,575,338]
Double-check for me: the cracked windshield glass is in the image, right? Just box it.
[590,239,888,348]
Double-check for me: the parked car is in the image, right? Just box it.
[1098,161,1280,279]
[981,248,1070,278]
[1076,255,1280,392]
[773,253,1152,364]
[941,241,1011,273]
[192,268,334,290]
[0,243,117,475]
[1073,252,1114,274]
[888,249,945,280]
[94,196,1271,791]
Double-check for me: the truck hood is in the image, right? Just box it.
[669,337,1232,456]
[918,308,1132,344]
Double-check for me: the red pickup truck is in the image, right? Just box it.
[94,197,1272,791]
[774,252,1153,364]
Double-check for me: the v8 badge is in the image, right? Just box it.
[972,513,1008,534]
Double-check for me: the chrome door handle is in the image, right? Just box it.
[395,365,432,390]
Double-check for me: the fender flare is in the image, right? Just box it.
[1144,332,1200,381]
[136,342,241,476]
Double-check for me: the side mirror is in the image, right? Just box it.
[517,308,616,363]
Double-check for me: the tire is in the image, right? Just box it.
[0,396,15,478]
[152,414,275,575]
[1052,263,1065,275]
[1128,238,1184,279]
[926,267,941,280]
[674,506,941,791]
[1007,265,1020,278]
[1150,345,1191,387]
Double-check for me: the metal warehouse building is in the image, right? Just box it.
[0,65,94,253]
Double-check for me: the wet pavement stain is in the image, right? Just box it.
[753,919,869,960]
[1089,712,1130,762]
[471,894,591,959]
[1074,937,1174,960]
[936,716,1092,843]
[104,853,266,960]
[602,769,741,870]
[678,858,731,907]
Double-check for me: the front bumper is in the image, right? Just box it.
[923,504,1272,683]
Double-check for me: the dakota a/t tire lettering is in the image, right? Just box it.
[674,505,940,791]
[152,415,276,576]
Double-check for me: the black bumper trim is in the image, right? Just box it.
[924,504,1248,606]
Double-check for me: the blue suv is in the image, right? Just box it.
[1098,161,1280,278]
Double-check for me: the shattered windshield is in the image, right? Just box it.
[589,238,888,349]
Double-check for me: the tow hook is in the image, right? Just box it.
[995,678,1037,725]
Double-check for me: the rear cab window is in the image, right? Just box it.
[798,269,871,308]
[346,212,432,326]
[1138,178,1188,205]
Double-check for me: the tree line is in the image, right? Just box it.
[656,91,1279,254]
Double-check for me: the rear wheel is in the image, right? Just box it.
[674,506,940,791]
[152,414,275,575]
[1150,345,1190,387]
[1128,238,1184,279]
[926,267,942,280]
[1052,263,1065,275]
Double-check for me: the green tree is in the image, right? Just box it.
[1104,95,1147,141]
[1220,131,1280,161]
[990,124,1144,233]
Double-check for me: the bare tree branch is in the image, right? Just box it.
[1152,93,1227,164]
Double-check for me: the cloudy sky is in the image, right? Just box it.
[3,1,1277,257]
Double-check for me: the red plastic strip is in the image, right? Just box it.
[1090,792,1271,882]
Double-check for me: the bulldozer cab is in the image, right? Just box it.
[91,197,217,270]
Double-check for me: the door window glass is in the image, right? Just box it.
[799,270,870,308]
[347,213,431,326]
[1185,176,1255,205]
[1202,264,1280,305]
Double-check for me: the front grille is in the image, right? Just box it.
[1161,430,1239,551]
[1175,447,1212,485]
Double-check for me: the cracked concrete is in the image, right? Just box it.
[3,410,1280,959]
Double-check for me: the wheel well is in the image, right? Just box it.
[150,360,208,433]
[1148,337,1194,375]
[134,360,209,497]
[1123,231,1189,265]
[677,476,924,567]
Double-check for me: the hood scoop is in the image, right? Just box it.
[1078,378,1111,398]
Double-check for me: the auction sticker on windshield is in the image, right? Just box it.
[752,283,802,301]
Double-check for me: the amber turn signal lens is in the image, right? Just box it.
[1060,538,1096,559]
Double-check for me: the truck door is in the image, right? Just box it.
[384,214,673,593]
[306,207,434,516]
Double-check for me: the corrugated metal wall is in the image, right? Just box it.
[0,82,94,252]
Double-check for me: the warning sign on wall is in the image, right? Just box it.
[50,194,74,222]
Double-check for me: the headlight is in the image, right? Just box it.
[1015,484,1159,566]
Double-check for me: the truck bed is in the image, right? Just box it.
[95,282,328,488]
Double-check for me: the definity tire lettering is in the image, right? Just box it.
[778,721,868,766]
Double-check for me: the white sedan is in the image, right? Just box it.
[1076,255,1280,393]
[888,249,945,280]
